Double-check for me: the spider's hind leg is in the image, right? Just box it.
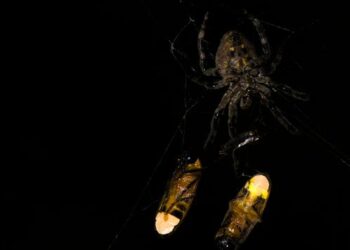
[270,82,309,102]
[260,93,300,135]
[255,76,309,102]
[254,82,301,134]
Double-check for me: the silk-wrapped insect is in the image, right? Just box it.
[155,153,202,235]
[215,174,271,249]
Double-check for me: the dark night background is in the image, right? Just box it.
[4,0,350,250]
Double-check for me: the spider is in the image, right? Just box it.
[154,14,310,248]
[173,12,309,149]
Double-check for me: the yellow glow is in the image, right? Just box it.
[187,158,202,170]
[155,212,180,235]
[247,174,270,199]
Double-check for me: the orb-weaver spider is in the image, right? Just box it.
[178,12,308,148]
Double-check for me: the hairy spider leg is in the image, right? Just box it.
[249,83,299,134]
[227,92,241,139]
[170,28,229,90]
[259,94,299,134]
[247,14,272,61]
[204,87,235,148]
[254,74,309,101]
[173,49,230,89]
[268,81,309,101]
[171,12,242,90]
[197,11,217,76]
[265,20,319,75]
[266,33,294,75]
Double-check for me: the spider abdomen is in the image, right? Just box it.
[216,31,258,77]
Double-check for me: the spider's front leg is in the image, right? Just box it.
[198,11,217,77]
[171,34,228,90]
[171,12,231,90]
[247,14,271,62]
[266,33,294,75]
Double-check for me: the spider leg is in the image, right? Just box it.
[170,13,230,89]
[198,11,217,77]
[171,41,229,89]
[259,93,299,134]
[256,77,309,101]
[267,20,320,74]
[268,47,284,75]
[193,75,231,90]
[266,35,291,74]
[247,14,271,61]
[266,31,297,75]
[206,79,232,90]
[220,130,261,177]
[204,87,237,148]
[270,82,309,101]
[239,93,253,110]
[227,91,243,139]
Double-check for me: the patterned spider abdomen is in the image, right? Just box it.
[215,31,258,78]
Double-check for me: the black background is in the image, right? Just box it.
[5,0,350,250]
